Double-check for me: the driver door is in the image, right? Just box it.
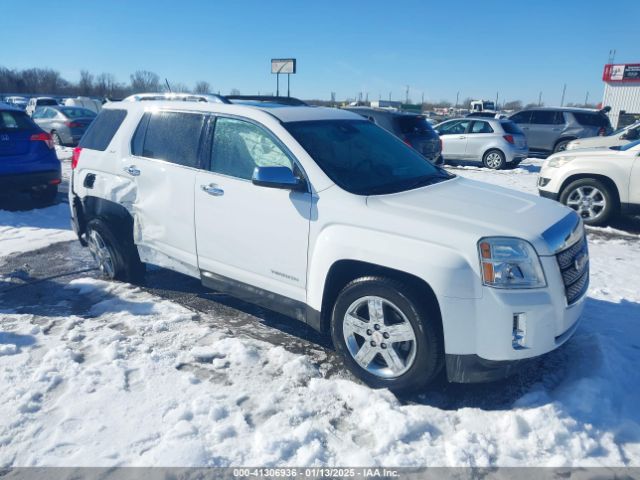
[194,116,312,306]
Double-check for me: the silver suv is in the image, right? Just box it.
[509,107,612,155]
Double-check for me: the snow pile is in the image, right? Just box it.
[0,203,76,258]
[1,261,639,467]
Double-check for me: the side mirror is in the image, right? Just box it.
[252,166,306,191]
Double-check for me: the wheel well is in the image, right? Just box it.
[559,174,621,207]
[77,196,136,242]
[320,259,442,333]
[483,148,504,160]
[554,137,576,149]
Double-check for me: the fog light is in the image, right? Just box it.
[538,177,551,187]
[512,313,527,349]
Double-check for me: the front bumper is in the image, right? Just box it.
[442,245,587,383]
[0,169,61,192]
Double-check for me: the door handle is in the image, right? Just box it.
[201,183,224,196]
[123,165,141,176]
[458,136,466,139]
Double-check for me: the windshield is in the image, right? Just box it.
[60,107,96,118]
[284,119,453,195]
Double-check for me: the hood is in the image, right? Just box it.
[567,136,621,150]
[366,177,575,256]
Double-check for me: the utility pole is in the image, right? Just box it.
[538,91,542,106]
[560,84,567,107]
[389,91,392,101]
[405,85,409,104]
[584,91,589,106]
[455,91,459,108]
[495,91,499,110]
[421,92,424,105]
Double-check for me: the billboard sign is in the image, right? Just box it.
[271,58,296,74]
[603,63,640,83]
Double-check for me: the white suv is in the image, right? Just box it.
[69,99,588,391]
[538,140,640,225]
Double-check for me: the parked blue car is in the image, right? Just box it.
[0,104,61,204]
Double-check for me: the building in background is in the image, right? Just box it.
[602,63,640,128]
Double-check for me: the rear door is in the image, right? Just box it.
[126,110,206,276]
[436,119,470,159]
[194,116,311,304]
[527,110,565,150]
[465,120,495,161]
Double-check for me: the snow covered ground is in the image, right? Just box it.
[0,158,639,467]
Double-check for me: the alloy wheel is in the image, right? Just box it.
[485,152,502,169]
[87,229,115,277]
[566,186,606,221]
[342,296,417,379]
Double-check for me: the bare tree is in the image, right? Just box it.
[95,73,117,97]
[502,100,523,111]
[171,82,191,93]
[130,70,160,93]
[79,70,94,96]
[230,88,241,95]
[194,81,210,94]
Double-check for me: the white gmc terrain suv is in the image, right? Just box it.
[69,97,589,391]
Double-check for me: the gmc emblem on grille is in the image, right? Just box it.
[0,134,9,141]
[574,251,588,273]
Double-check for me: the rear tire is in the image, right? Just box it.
[559,178,617,226]
[553,139,572,153]
[85,218,145,282]
[482,149,505,170]
[330,276,443,393]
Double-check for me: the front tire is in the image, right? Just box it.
[482,149,505,170]
[85,218,145,282]
[559,178,617,226]
[330,276,443,392]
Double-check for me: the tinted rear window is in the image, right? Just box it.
[140,111,205,168]
[37,99,58,106]
[572,112,611,128]
[395,116,436,136]
[79,109,127,151]
[0,110,36,131]
[500,121,524,134]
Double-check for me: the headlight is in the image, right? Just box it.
[478,237,546,288]
[547,155,574,168]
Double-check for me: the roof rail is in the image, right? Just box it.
[122,92,231,104]
[226,95,308,106]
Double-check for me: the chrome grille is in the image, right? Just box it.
[556,234,589,305]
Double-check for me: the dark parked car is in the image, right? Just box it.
[0,105,61,204]
[32,106,96,146]
[344,107,442,164]
[509,107,612,155]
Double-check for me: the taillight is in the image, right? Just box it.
[72,146,82,169]
[598,127,606,136]
[503,135,515,144]
[66,121,82,128]
[30,132,54,149]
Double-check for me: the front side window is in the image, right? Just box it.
[439,120,470,135]
[210,117,293,180]
[510,111,532,124]
[285,119,452,195]
[142,111,205,168]
[531,110,564,125]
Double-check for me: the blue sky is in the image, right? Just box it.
[2,0,639,104]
